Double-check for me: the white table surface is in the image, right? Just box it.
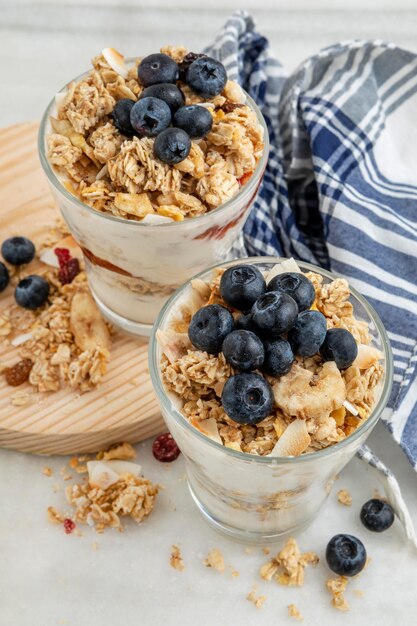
[1,2,417,625]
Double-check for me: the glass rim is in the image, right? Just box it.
[37,64,270,230]
[148,256,393,465]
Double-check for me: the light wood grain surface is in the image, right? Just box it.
[0,122,163,454]
[1,1,417,127]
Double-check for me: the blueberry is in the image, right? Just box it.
[154,127,191,164]
[0,262,9,292]
[137,53,179,86]
[268,272,315,312]
[326,534,367,577]
[188,304,234,354]
[173,105,213,139]
[130,97,171,137]
[220,265,266,312]
[251,292,298,337]
[320,328,358,369]
[2,236,35,266]
[111,98,135,135]
[262,338,294,377]
[139,83,185,113]
[15,275,50,310]
[222,330,264,372]
[235,313,253,331]
[360,499,395,532]
[186,56,227,97]
[288,310,327,357]
[221,372,274,425]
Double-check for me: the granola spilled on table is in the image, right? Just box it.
[46,47,264,221]
[158,259,384,456]
[0,221,112,395]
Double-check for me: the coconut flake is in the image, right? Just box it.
[87,460,142,489]
[102,47,128,78]
[140,214,174,225]
[96,163,108,180]
[11,332,33,347]
[343,400,359,416]
[191,417,222,445]
[265,258,302,283]
[55,91,67,113]
[269,419,311,457]
[156,329,191,364]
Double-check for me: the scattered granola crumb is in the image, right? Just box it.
[262,547,271,555]
[337,489,352,506]
[69,457,79,469]
[92,541,99,551]
[246,586,266,609]
[59,467,73,481]
[287,604,303,621]
[203,548,225,572]
[43,466,53,477]
[170,544,185,571]
[230,568,239,578]
[326,575,350,611]
[260,538,318,587]
[353,589,364,598]
[98,442,136,461]
[47,506,64,525]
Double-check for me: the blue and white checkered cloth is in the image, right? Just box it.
[207,11,417,472]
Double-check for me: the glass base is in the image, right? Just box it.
[187,481,317,545]
[91,290,153,338]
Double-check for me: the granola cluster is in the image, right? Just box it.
[47,47,264,221]
[158,262,384,456]
[260,537,319,586]
[0,222,111,396]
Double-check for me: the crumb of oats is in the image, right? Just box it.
[262,547,270,555]
[97,442,136,461]
[11,391,30,406]
[59,467,73,481]
[337,489,352,506]
[246,586,266,609]
[92,541,99,551]
[287,604,303,621]
[69,457,79,469]
[326,575,350,611]
[52,483,60,493]
[230,568,239,578]
[260,538,318,587]
[74,464,88,474]
[43,466,53,477]
[203,548,225,572]
[170,544,185,571]
[47,506,64,525]
[353,589,364,598]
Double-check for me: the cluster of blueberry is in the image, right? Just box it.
[0,237,50,309]
[188,264,359,425]
[327,498,395,577]
[112,52,228,165]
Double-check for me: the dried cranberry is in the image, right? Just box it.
[178,52,206,81]
[54,248,71,266]
[63,518,76,534]
[4,358,33,386]
[58,258,80,285]
[152,432,181,462]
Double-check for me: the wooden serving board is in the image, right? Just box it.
[0,122,163,455]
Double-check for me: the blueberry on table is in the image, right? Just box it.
[139,83,185,113]
[173,105,213,139]
[268,272,315,312]
[220,265,266,312]
[288,310,327,357]
[2,236,35,266]
[326,534,367,577]
[130,97,171,137]
[186,56,228,97]
[0,262,9,292]
[188,304,234,354]
[360,499,395,532]
[137,53,179,86]
[251,291,298,337]
[262,338,294,377]
[221,372,274,425]
[111,98,135,135]
[153,128,191,164]
[222,330,265,372]
[320,327,358,369]
[15,275,50,310]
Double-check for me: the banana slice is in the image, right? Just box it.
[70,292,111,353]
